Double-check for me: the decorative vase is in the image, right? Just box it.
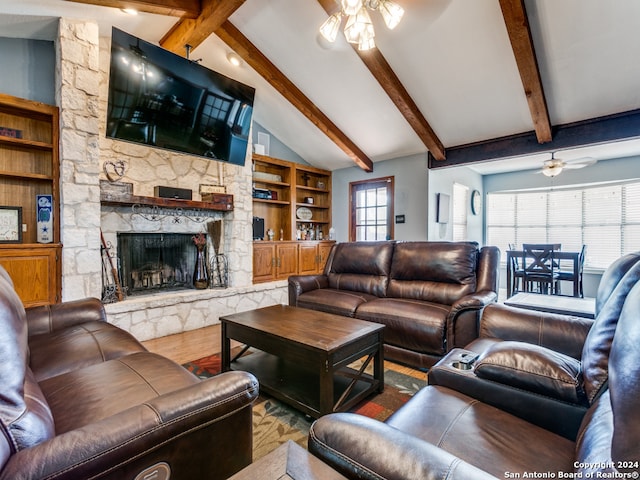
[193,245,209,289]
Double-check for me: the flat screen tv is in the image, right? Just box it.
[106,28,255,166]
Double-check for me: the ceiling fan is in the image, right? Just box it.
[535,152,597,177]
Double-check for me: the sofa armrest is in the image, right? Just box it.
[447,290,498,348]
[474,341,586,404]
[309,413,498,480]
[429,349,587,440]
[478,303,593,359]
[25,298,107,337]
[0,371,259,480]
[288,275,329,306]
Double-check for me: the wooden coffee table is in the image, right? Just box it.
[220,305,384,418]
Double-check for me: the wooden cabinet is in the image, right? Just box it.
[253,241,335,283]
[252,241,300,282]
[252,154,334,283]
[0,94,61,307]
[0,245,61,306]
[298,241,333,275]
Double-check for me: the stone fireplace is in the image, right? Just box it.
[50,18,287,343]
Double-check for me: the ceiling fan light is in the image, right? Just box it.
[344,8,372,44]
[320,13,342,43]
[378,0,404,29]
[358,25,376,50]
[542,165,563,177]
[341,0,364,16]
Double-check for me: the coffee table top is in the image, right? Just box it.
[220,305,384,352]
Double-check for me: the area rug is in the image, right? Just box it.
[183,353,426,460]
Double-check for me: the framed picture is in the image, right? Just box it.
[436,193,450,224]
[0,206,22,243]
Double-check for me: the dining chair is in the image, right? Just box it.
[556,244,586,297]
[522,243,560,295]
[508,243,525,295]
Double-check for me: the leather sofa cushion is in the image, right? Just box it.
[474,341,587,405]
[29,320,147,382]
[356,298,448,356]
[386,385,575,478]
[0,273,55,455]
[39,352,201,434]
[327,241,394,297]
[297,289,378,317]
[388,242,477,304]
[581,260,640,403]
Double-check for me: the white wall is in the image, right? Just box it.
[331,153,429,242]
[427,165,483,243]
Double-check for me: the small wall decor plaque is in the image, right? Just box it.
[0,206,22,243]
[37,195,53,243]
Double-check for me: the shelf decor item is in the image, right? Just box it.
[36,195,53,244]
[192,233,209,289]
[0,206,22,243]
[206,220,228,288]
[296,207,313,220]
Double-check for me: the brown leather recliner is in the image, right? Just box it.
[308,276,640,479]
[428,251,640,438]
[289,241,501,369]
[0,266,259,480]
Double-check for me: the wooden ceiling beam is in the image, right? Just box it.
[499,0,552,144]
[317,0,446,161]
[427,109,640,168]
[214,21,374,172]
[64,0,201,19]
[159,0,246,54]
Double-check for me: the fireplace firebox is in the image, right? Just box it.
[118,233,206,295]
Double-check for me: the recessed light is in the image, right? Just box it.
[121,8,138,15]
[227,52,242,67]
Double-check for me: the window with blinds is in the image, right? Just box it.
[452,183,469,241]
[487,181,640,269]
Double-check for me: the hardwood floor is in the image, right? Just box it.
[141,324,224,365]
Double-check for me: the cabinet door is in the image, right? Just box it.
[253,243,276,283]
[0,246,60,307]
[298,243,319,275]
[276,243,299,279]
[317,243,334,273]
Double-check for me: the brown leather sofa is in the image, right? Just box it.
[0,266,259,480]
[289,241,501,368]
[308,273,640,479]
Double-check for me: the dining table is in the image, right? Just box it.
[506,249,582,298]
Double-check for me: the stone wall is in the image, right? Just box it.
[55,18,286,341]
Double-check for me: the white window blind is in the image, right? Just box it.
[452,183,468,241]
[487,180,640,269]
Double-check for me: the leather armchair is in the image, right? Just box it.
[0,266,259,480]
[308,278,640,479]
[428,251,640,438]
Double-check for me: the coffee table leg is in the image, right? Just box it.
[319,364,334,416]
[375,335,384,393]
[221,321,231,372]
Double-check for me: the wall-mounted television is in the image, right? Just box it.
[106,28,255,166]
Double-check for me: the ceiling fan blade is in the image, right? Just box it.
[565,156,597,167]
[564,163,589,169]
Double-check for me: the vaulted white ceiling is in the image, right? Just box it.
[1,0,639,173]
